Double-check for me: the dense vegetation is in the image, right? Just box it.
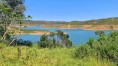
[0,31,117,66]
[0,44,115,66]
[74,31,118,65]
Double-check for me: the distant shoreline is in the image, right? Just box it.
[39,25,118,30]
[15,24,118,35]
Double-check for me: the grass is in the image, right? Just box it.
[0,43,115,66]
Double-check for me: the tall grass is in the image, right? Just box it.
[0,43,115,66]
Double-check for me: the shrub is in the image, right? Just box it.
[38,35,49,48]
[10,39,33,47]
[74,31,118,65]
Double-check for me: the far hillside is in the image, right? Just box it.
[23,17,118,25]
[70,17,118,25]
[22,17,118,30]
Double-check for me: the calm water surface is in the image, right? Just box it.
[18,26,114,45]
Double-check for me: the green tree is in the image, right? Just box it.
[55,30,72,48]
[0,0,31,45]
[38,30,72,48]
[38,35,49,48]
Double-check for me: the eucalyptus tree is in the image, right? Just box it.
[38,30,72,48]
[49,32,56,46]
[1,0,25,28]
[0,0,29,44]
[4,0,25,15]
[38,35,49,48]
[55,30,72,48]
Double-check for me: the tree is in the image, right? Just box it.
[56,30,72,48]
[0,0,30,45]
[1,0,25,29]
[38,30,73,48]
[38,35,49,48]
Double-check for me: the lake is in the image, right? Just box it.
[18,26,114,45]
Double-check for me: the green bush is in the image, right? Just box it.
[38,35,49,48]
[74,31,118,65]
[10,39,33,47]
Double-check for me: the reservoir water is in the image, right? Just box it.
[18,26,114,45]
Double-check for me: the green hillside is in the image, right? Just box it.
[23,17,118,25]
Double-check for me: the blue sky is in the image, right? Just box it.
[24,0,118,21]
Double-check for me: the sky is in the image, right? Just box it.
[24,0,118,21]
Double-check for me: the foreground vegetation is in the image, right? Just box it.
[0,44,115,66]
[74,31,118,66]
[0,31,117,66]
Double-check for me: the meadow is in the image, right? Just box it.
[0,44,115,66]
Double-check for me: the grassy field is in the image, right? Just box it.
[0,43,115,66]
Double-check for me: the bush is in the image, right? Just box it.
[74,44,91,59]
[38,35,49,48]
[10,39,33,47]
[74,31,118,65]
